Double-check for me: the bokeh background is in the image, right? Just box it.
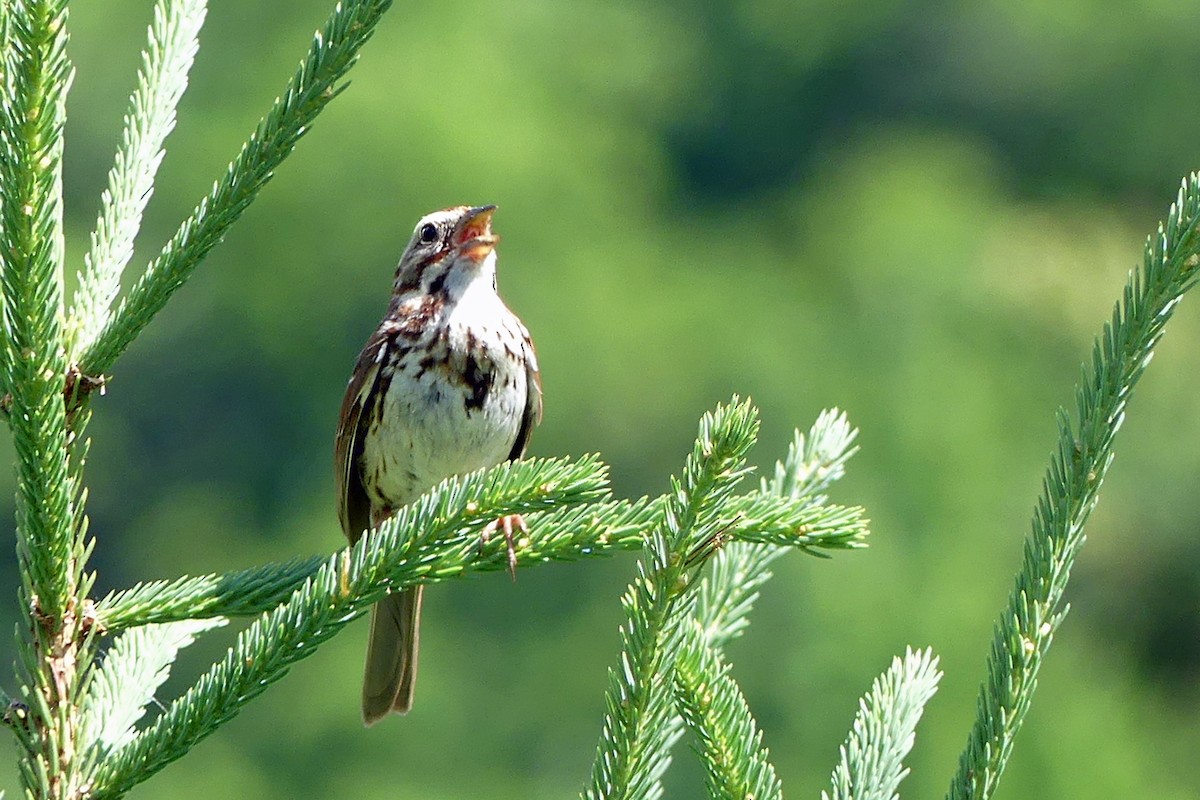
[4,0,1200,796]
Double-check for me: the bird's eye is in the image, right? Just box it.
[418,223,438,244]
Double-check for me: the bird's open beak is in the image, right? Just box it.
[455,205,499,261]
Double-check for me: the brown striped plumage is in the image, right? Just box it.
[335,205,541,725]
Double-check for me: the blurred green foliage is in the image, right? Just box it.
[4,0,1200,796]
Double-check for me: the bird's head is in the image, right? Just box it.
[393,205,500,297]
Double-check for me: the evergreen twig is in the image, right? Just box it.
[78,0,394,378]
[88,455,607,799]
[67,0,208,359]
[0,1,89,797]
[584,399,764,800]
[947,174,1200,800]
[826,648,942,800]
[657,411,862,787]
[0,0,73,624]
[674,624,783,800]
[78,618,226,773]
[95,487,865,632]
[697,409,859,647]
[95,495,657,630]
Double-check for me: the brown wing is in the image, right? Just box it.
[506,327,543,461]
[335,328,389,544]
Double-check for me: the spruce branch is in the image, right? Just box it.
[95,494,658,631]
[674,623,782,800]
[655,410,861,792]
[95,488,862,633]
[86,455,607,799]
[581,410,863,800]
[764,408,861,505]
[67,0,208,359]
[78,0,394,379]
[947,174,1200,800]
[1,0,73,620]
[825,648,942,800]
[0,2,94,797]
[713,494,867,556]
[95,555,328,632]
[78,618,226,774]
[583,399,762,800]
[694,410,859,647]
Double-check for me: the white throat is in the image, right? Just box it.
[445,251,505,321]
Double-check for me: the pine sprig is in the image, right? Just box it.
[67,0,208,359]
[656,410,861,791]
[0,2,88,797]
[947,174,1200,800]
[696,409,859,647]
[95,555,327,632]
[95,488,862,633]
[95,492,658,631]
[763,408,861,505]
[87,455,607,799]
[674,623,782,800]
[78,0,394,378]
[583,399,761,800]
[712,494,867,556]
[78,618,227,771]
[826,648,942,800]
[0,0,74,620]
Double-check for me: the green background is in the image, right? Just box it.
[5,0,1200,796]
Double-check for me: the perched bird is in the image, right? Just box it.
[335,205,541,725]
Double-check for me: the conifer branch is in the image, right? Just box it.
[716,495,866,554]
[95,494,658,631]
[947,174,1200,800]
[0,0,73,624]
[67,0,208,359]
[78,0,394,378]
[662,410,861,791]
[78,618,226,776]
[95,485,864,633]
[696,409,860,647]
[0,2,93,797]
[826,648,941,800]
[583,399,762,800]
[95,555,328,632]
[87,455,607,799]
[674,623,783,800]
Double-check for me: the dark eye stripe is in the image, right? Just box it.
[413,242,454,278]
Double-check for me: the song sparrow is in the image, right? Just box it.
[335,205,542,725]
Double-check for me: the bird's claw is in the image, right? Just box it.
[481,514,527,581]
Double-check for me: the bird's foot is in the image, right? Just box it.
[481,514,527,581]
